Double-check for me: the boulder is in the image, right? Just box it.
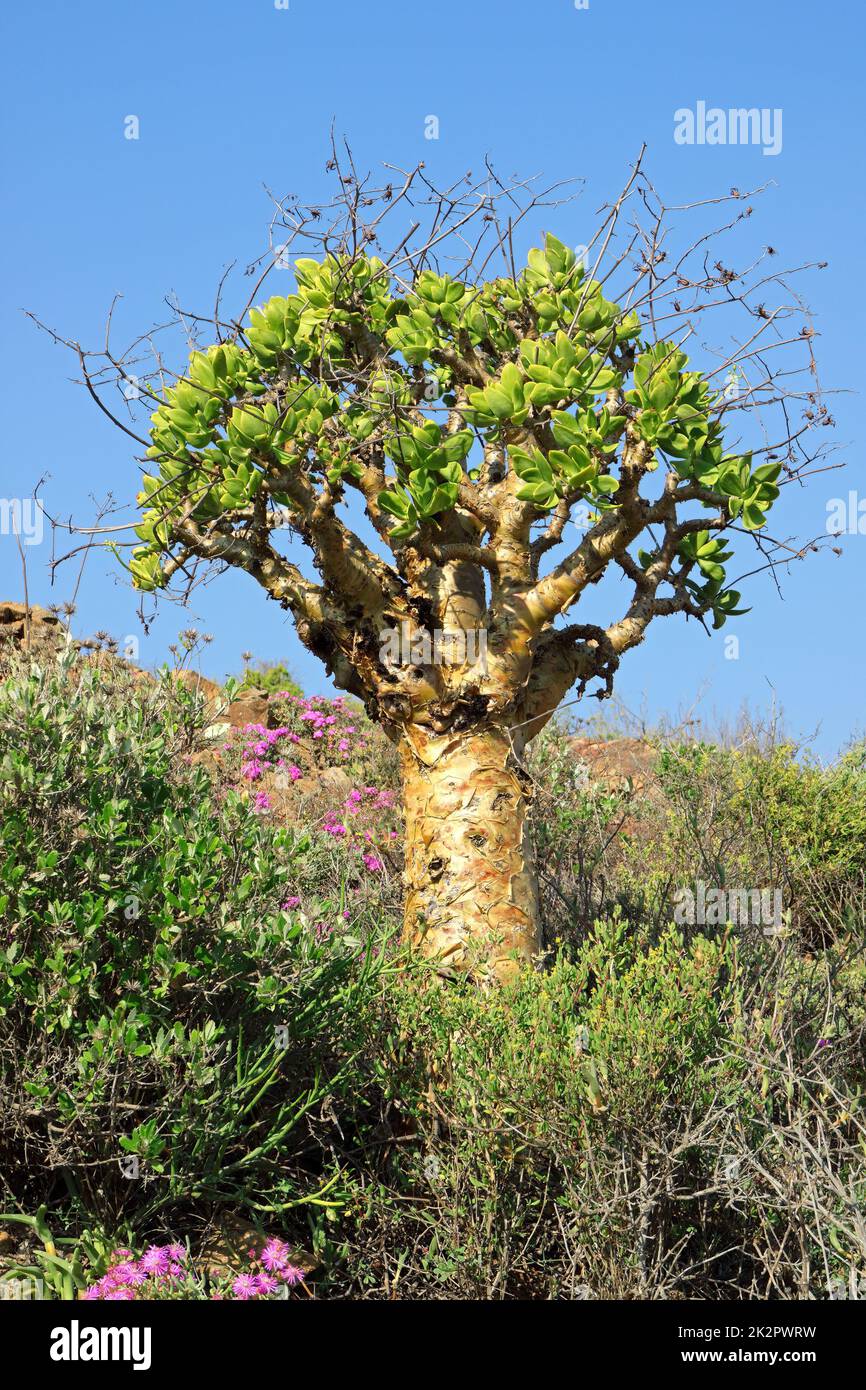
[569,737,658,795]
[0,601,70,665]
[226,695,270,729]
[172,669,225,712]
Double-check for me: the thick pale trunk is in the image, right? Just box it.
[400,724,541,983]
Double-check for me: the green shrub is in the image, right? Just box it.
[340,918,866,1299]
[529,721,638,940]
[639,741,866,942]
[0,653,396,1238]
[529,720,866,952]
[232,659,301,697]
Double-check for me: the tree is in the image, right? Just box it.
[52,148,834,982]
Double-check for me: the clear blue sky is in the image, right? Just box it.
[2,0,863,755]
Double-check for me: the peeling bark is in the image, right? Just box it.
[400,723,541,983]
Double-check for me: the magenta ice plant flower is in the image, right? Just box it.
[107,1261,143,1286]
[261,1238,290,1272]
[85,1234,306,1301]
[231,1273,260,1300]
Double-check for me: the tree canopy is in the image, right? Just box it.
[43,150,833,741]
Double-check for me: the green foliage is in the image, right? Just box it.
[131,230,764,610]
[387,918,737,1133]
[646,739,866,930]
[378,420,473,539]
[0,654,394,1231]
[528,717,866,955]
[233,660,301,698]
[350,916,865,1298]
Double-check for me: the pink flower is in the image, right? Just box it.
[363,854,383,873]
[254,791,272,812]
[282,1264,306,1286]
[105,1288,135,1300]
[232,1273,260,1300]
[261,1238,290,1273]
[106,1260,142,1286]
[282,896,302,910]
[255,1271,280,1296]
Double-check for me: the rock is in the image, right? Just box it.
[226,696,270,729]
[562,737,662,845]
[569,737,657,795]
[315,766,354,799]
[197,1216,316,1281]
[173,669,225,711]
[0,601,70,666]
[0,600,61,628]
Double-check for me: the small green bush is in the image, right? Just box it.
[232,659,301,698]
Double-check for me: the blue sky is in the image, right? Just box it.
[1,0,863,755]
